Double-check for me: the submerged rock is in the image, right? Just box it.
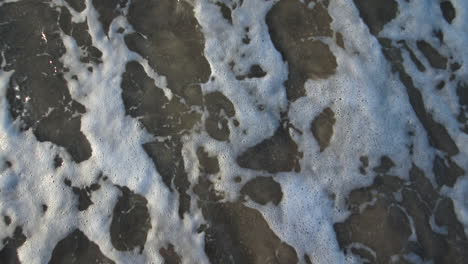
[310,107,336,152]
[335,167,468,263]
[110,186,151,253]
[0,1,92,163]
[49,229,115,264]
[240,176,283,205]
[125,0,210,97]
[0,226,26,264]
[266,0,337,100]
[159,244,182,264]
[236,126,302,173]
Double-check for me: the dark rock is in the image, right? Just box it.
[240,176,283,205]
[53,155,63,169]
[204,91,236,142]
[121,61,201,137]
[197,147,220,174]
[236,65,267,80]
[49,229,114,264]
[125,0,210,97]
[201,202,298,264]
[91,0,126,35]
[159,244,181,264]
[110,186,151,253]
[378,38,459,156]
[143,139,191,218]
[65,0,86,12]
[335,200,411,263]
[1,1,92,163]
[236,126,302,173]
[352,0,399,35]
[3,215,11,226]
[0,227,26,264]
[216,2,232,24]
[416,40,448,69]
[440,1,456,24]
[311,107,336,152]
[64,180,101,211]
[373,155,395,174]
[336,32,345,49]
[433,155,464,187]
[266,0,336,100]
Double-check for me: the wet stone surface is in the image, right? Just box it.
[0,0,92,163]
[266,0,337,100]
[0,227,26,264]
[159,244,182,264]
[335,166,468,263]
[311,107,336,152]
[110,186,151,253]
[64,178,101,211]
[124,0,211,97]
[236,125,302,173]
[240,176,283,205]
[49,229,115,264]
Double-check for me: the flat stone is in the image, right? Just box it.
[110,186,151,253]
[49,229,114,264]
[240,176,283,205]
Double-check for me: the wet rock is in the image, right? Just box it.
[204,91,236,142]
[92,0,127,35]
[143,139,191,218]
[372,155,395,174]
[236,65,267,80]
[266,0,337,100]
[432,155,464,187]
[310,107,335,152]
[337,168,468,263]
[378,38,459,156]
[159,244,181,264]
[456,82,467,106]
[65,0,86,12]
[3,215,11,226]
[201,202,298,264]
[240,176,283,205]
[110,186,151,253]
[193,167,298,264]
[49,229,115,264]
[0,1,92,163]
[125,0,210,98]
[59,7,100,65]
[236,126,302,173]
[435,197,468,241]
[121,61,201,137]
[197,147,220,174]
[416,40,448,69]
[336,32,345,49]
[335,200,411,263]
[193,175,224,203]
[440,1,456,24]
[0,226,26,264]
[398,40,426,72]
[64,179,101,211]
[409,165,437,208]
[359,155,369,175]
[53,155,63,169]
[352,0,399,35]
[216,2,232,24]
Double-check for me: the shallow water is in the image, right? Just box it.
[0,0,467,263]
